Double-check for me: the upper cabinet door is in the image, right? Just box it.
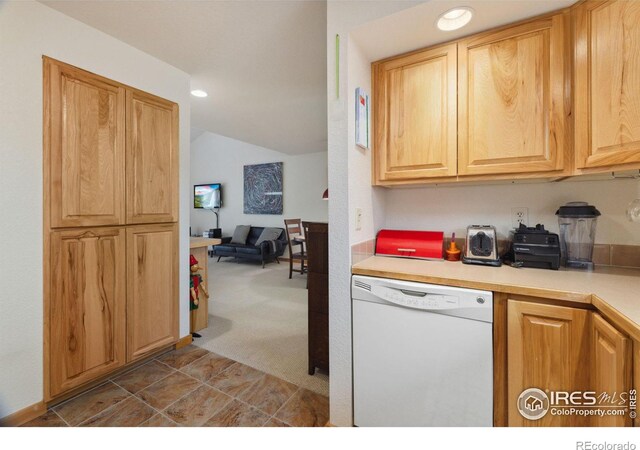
[591,313,632,427]
[373,43,458,183]
[45,58,126,228]
[126,89,179,224]
[575,0,640,170]
[458,14,569,176]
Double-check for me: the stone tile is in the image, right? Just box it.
[156,345,210,369]
[164,385,232,426]
[204,399,269,427]
[112,360,175,394]
[263,418,290,427]
[80,396,155,427]
[611,244,640,268]
[207,362,264,396]
[181,352,235,382]
[139,414,178,427]
[136,371,202,410]
[238,374,298,415]
[54,382,129,426]
[275,388,329,427]
[592,244,611,266]
[21,410,67,427]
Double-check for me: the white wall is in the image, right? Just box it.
[0,1,191,418]
[384,179,640,245]
[190,131,328,235]
[326,0,426,427]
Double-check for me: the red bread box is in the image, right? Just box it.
[375,229,444,260]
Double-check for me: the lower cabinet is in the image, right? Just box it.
[126,224,178,362]
[591,313,632,427]
[506,298,634,427]
[49,227,126,398]
[507,300,591,426]
[48,223,178,399]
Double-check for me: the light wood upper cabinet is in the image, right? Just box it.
[458,14,569,176]
[591,313,632,427]
[126,89,179,224]
[49,227,126,398]
[507,300,590,426]
[372,43,457,182]
[126,223,178,361]
[45,58,126,228]
[574,0,640,170]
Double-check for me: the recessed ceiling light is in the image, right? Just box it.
[436,7,473,31]
[191,89,208,98]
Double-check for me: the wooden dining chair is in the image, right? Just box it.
[284,218,308,279]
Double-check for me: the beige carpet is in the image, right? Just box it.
[193,257,329,397]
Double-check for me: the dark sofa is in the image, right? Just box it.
[212,226,287,268]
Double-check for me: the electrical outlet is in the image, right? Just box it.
[511,207,529,229]
[355,208,363,231]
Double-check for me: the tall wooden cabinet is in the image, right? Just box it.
[574,0,640,170]
[44,57,179,400]
[458,14,568,176]
[372,43,458,182]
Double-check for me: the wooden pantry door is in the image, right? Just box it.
[126,89,179,224]
[49,227,126,398]
[45,57,126,228]
[126,223,178,361]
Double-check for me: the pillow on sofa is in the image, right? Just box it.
[231,225,251,244]
[255,227,282,246]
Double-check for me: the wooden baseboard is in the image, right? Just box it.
[0,401,46,427]
[175,334,193,349]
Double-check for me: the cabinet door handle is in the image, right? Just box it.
[397,248,416,252]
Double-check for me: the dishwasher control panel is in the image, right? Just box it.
[352,275,493,323]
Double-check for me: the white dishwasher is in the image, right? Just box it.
[352,275,493,427]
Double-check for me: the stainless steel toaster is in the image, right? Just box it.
[462,225,502,267]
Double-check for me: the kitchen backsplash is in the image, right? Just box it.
[351,239,640,269]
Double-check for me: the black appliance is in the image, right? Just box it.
[507,223,561,270]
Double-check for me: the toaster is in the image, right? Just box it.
[462,225,502,267]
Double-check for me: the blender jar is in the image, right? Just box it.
[556,202,601,269]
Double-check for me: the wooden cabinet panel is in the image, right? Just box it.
[127,224,178,361]
[591,313,632,426]
[575,0,640,170]
[126,90,179,224]
[49,228,126,397]
[458,14,568,175]
[507,300,590,426]
[45,58,125,228]
[373,43,457,182]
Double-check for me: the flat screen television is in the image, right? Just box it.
[194,183,222,209]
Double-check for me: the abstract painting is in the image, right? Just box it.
[244,162,283,215]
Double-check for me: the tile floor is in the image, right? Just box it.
[23,345,329,427]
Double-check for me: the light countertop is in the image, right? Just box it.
[352,256,640,340]
[189,237,222,249]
